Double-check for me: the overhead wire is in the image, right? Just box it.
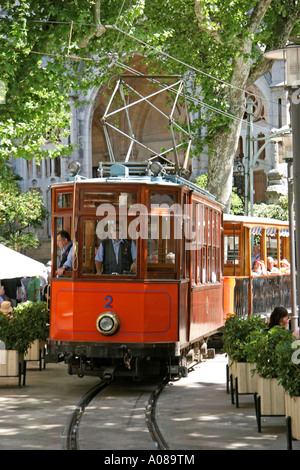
[114,60,275,136]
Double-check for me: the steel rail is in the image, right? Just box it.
[63,379,112,450]
[145,376,170,450]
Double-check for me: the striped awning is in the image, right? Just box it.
[266,227,277,237]
[250,227,263,235]
[250,226,289,237]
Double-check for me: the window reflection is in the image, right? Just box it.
[57,193,72,208]
[81,192,137,209]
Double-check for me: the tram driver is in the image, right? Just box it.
[95,221,136,275]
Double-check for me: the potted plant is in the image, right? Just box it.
[275,337,300,442]
[223,314,266,401]
[245,326,292,430]
[18,302,49,365]
[0,306,30,380]
[0,301,49,379]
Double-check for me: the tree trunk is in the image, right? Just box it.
[207,52,251,212]
[206,0,298,212]
[206,0,270,211]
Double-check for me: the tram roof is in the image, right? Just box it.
[223,213,290,228]
[52,173,221,204]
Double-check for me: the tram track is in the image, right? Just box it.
[62,375,171,450]
[145,376,170,450]
[63,379,112,450]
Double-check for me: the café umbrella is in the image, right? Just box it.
[0,244,46,279]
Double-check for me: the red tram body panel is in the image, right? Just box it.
[51,280,179,343]
[190,285,223,342]
[46,169,224,379]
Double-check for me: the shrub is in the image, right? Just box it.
[0,301,49,353]
[245,326,293,379]
[276,338,300,397]
[223,314,266,362]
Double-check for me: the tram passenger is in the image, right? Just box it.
[251,259,266,276]
[55,230,73,276]
[267,256,281,274]
[280,259,290,274]
[149,250,158,263]
[268,306,299,338]
[95,221,136,275]
[251,245,261,267]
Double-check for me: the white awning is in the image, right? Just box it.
[0,244,46,279]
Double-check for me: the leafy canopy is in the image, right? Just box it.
[0,0,299,172]
[0,166,48,250]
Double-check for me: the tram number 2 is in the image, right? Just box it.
[104,295,113,309]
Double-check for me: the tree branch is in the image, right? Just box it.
[78,0,106,48]
[247,0,272,35]
[194,0,224,45]
[247,8,300,87]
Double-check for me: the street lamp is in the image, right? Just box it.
[282,133,297,330]
[264,44,300,327]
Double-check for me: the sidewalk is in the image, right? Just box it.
[0,354,298,450]
[156,353,299,450]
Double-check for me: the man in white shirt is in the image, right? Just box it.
[95,222,136,275]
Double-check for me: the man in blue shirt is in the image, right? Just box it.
[95,222,136,275]
[55,230,73,276]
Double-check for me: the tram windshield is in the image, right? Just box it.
[83,191,138,276]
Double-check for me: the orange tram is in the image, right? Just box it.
[46,164,224,379]
[223,214,292,317]
[46,164,293,379]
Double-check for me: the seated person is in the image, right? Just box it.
[267,256,281,274]
[251,245,261,267]
[95,222,136,274]
[55,230,73,276]
[149,250,158,263]
[252,259,266,276]
[165,252,175,263]
[280,259,291,274]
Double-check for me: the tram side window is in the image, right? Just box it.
[191,205,220,285]
[57,192,72,209]
[224,235,240,265]
[267,236,278,262]
[147,192,177,279]
[191,202,204,285]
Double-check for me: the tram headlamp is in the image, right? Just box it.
[96,312,120,336]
